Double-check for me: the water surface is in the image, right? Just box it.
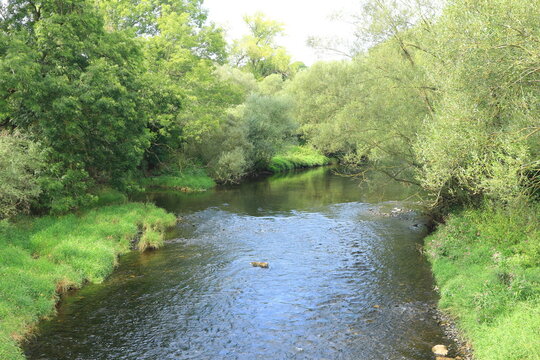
[25,168,451,360]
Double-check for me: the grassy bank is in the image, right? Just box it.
[140,167,215,191]
[0,202,176,359]
[425,204,540,360]
[268,146,331,173]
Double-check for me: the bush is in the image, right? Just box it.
[194,94,299,181]
[211,147,250,183]
[244,94,297,167]
[0,132,44,219]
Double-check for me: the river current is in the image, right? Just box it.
[25,167,452,360]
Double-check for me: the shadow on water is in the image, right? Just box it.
[24,167,452,360]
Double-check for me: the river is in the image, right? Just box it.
[24,167,453,360]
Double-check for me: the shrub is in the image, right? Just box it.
[0,132,44,219]
[210,147,250,184]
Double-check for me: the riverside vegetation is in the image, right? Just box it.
[426,205,540,359]
[0,0,539,359]
[0,190,176,359]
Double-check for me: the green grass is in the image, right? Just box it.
[268,146,331,173]
[0,203,176,360]
[139,167,215,191]
[425,203,540,360]
[91,187,128,207]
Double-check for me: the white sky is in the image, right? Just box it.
[203,0,361,65]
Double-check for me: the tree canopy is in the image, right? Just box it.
[231,12,303,79]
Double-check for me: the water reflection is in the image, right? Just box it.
[140,167,424,217]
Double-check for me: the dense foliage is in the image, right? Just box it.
[2,0,156,213]
[1,0,536,213]
[0,132,43,218]
[0,0,307,217]
[1,0,540,358]
[288,0,539,210]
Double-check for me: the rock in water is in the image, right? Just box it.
[251,261,269,268]
[432,344,449,356]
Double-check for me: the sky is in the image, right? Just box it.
[203,0,361,65]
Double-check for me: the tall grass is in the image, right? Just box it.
[268,146,331,173]
[140,167,215,191]
[0,203,176,359]
[425,203,540,360]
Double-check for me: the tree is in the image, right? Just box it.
[285,61,356,155]
[244,94,297,167]
[307,0,441,59]
[287,34,430,183]
[1,0,150,212]
[231,12,298,79]
[291,0,445,187]
[415,0,540,206]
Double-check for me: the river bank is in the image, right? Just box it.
[0,201,176,360]
[139,146,331,192]
[425,203,540,360]
[139,167,216,192]
[267,145,332,173]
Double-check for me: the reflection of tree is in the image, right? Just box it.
[146,167,422,217]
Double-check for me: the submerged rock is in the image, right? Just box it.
[250,261,269,268]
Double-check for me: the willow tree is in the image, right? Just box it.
[231,12,303,79]
[290,0,437,184]
[415,0,540,206]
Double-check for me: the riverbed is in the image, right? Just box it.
[24,167,453,360]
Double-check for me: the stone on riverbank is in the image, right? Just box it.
[432,344,449,356]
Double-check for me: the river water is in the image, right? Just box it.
[24,167,452,360]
